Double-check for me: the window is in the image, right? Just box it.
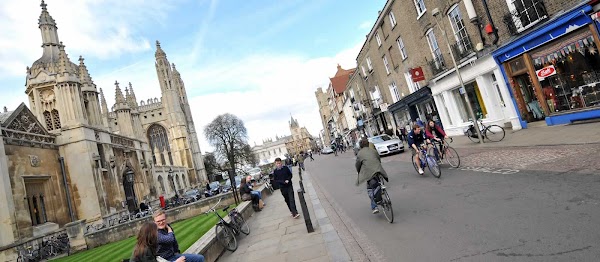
[397,36,407,59]
[506,0,547,32]
[366,57,373,71]
[43,111,53,131]
[452,81,487,122]
[448,5,472,53]
[24,179,49,226]
[371,86,381,108]
[389,81,401,103]
[382,55,391,75]
[51,109,61,129]
[404,71,421,93]
[361,66,367,77]
[389,12,397,27]
[426,29,444,69]
[413,0,426,18]
[147,124,171,166]
[376,32,382,46]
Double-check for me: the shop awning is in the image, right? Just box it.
[388,86,432,113]
[493,4,593,64]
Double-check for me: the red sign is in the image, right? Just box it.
[536,65,556,80]
[410,67,425,82]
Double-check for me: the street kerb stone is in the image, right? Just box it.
[326,240,352,262]
[279,233,325,253]
[305,170,387,262]
[284,243,329,262]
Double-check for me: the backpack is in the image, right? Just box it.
[368,178,383,203]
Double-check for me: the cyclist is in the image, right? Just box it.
[425,119,448,162]
[407,124,430,175]
[355,138,389,214]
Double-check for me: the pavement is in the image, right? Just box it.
[217,167,356,262]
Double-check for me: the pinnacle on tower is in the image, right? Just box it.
[78,56,93,85]
[114,81,126,105]
[155,40,166,58]
[57,42,74,74]
[127,82,138,107]
[100,88,108,114]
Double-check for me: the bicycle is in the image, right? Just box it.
[16,245,40,262]
[411,143,441,178]
[372,173,393,223]
[204,198,250,252]
[431,137,460,168]
[464,119,505,142]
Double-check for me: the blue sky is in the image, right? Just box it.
[0,0,385,152]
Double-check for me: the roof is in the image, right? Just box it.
[0,110,14,124]
[329,65,356,94]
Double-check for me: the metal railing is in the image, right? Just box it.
[503,0,548,36]
[428,54,447,76]
[451,39,474,61]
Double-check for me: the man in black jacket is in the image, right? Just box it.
[273,157,300,218]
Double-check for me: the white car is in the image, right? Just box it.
[368,134,404,156]
[247,167,263,181]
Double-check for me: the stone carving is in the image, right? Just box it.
[30,155,41,167]
[110,135,134,148]
[6,110,46,135]
[40,89,55,103]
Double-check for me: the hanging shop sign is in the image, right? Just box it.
[410,67,425,82]
[535,65,557,80]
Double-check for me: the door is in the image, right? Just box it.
[514,74,544,122]
[123,169,137,212]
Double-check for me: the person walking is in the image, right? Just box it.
[272,157,300,218]
[153,210,205,262]
[284,155,293,173]
[355,138,389,214]
[297,151,306,171]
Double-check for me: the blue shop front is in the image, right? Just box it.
[493,4,600,127]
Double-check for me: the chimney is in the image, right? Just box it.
[3,106,7,113]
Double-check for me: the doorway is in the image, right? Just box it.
[514,74,545,122]
[122,169,137,212]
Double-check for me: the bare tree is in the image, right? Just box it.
[204,113,249,179]
[202,152,221,182]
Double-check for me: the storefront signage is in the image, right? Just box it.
[535,65,556,80]
[410,67,425,82]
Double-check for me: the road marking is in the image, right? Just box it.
[449,166,520,175]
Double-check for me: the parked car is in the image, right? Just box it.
[321,147,334,154]
[223,175,243,193]
[247,167,262,181]
[208,181,221,196]
[183,189,201,202]
[367,134,404,156]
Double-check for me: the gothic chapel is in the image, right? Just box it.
[0,0,206,248]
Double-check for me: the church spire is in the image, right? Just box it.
[100,88,108,114]
[39,0,59,47]
[155,40,166,58]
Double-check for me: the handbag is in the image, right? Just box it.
[241,193,252,201]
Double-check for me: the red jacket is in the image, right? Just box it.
[425,125,446,139]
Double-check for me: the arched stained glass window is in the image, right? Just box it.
[147,124,171,166]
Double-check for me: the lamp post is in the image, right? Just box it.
[431,8,484,144]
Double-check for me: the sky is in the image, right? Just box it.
[0,0,386,152]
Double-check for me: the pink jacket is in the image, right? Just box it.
[425,125,446,139]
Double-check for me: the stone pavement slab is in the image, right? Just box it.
[217,167,354,262]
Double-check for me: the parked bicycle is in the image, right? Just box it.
[204,198,250,252]
[464,119,505,142]
[412,143,441,178]
[431,137,460,168]
[372,173,393,223]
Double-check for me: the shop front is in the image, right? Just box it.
[493,4,600,126]
[389,87,439,131]
[429,55,522,136]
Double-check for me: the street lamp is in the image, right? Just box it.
[431,8,484,143]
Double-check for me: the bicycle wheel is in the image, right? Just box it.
[380,189,393,223]
[232,213,250,235]
[466,129,480,143]
[444,146,460,168]
[484,125,505,142]
[215,224,238,251]
[426,156,441,178]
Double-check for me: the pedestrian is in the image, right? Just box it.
[240,176,263,211]
[284,155,293,173]
[355,138,389,214]
[297,151,305,171]
[153,210,205,262]
[309,151,314,161]
[272,157,300,218]
[131,222,180,262]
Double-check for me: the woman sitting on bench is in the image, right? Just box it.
[240,176,262,211]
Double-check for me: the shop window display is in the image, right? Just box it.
[452,82,487,122]
[532,28,600,112]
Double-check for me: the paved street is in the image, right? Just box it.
[307,147,600,262]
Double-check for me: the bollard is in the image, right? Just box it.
[297,185,314,233]
[298,167,303,180]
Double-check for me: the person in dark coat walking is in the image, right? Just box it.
[355,138,389,214]
[272,157,300,218]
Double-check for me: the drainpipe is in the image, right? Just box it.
[464,0,486,47]
[59,157,75,222]
[482,0,500,45]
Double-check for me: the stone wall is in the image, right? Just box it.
[5,144,70,239]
